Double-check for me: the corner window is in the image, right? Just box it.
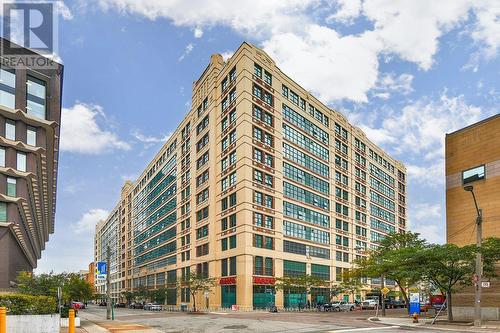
[462,165,485,185]
[26,76,47,120]
[0,148,4,167]
[0,68,15,109]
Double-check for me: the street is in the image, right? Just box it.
[78,305,474,333]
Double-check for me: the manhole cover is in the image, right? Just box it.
[224,325,248,329]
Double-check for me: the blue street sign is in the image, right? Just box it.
[409,292,420,315]
[96,261,107,279]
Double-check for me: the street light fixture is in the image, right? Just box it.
[463,185,482,327]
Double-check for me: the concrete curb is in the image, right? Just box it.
[367,317,500,333]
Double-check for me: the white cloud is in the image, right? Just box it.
[408,203,444,244]
[373,72,414,99]
[360,94,483,159]
[178,43,194,62]
[363,0,472,70]
[220,51,234,62]
[263,26,382,103]
[470,0,500,58]
[74,208,109,235]
[93,0,500,103]
[327,0,362,24]
[194,27,203,38]
[132,130,171,144]
[60,103,131,154]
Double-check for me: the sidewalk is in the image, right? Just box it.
[369,316,500,332]
[75,311,162,333]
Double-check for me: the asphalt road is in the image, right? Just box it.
[80,305,471,333]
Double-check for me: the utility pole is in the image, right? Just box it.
[106,245,111,320]
[464,185,482,327]
[474,209,482,327]
[381,274,386,317]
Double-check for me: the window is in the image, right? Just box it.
[221,172,236,191]
[5,120,15,141]
[0,202,6,222]
[195,225,208,240]
[27,76,46,119]
[264,70,272,85]
[229,89,236,103]
[283,201,330,228]
[462,165,485,184]
[196,243,209,257]
[221,193,237,211]
[196,207,209,222]
[6,177,16,196]
[17,152,26,172]
[196,133,209,152]
[283,260,306,277]
[283,182,329,210]
[253,105,273,127]
[196,115,209,135]
[221,77,228,91]
[196,152,209,170]
[283,220,330,245]
[254,63,262,78]
[26,127,36,146]
[283,143,329,178]
[0,148,4,167]
[253,212,274,229]
[254,234,274,249]
[221,213,236,231]
[229,67,236,82]
[0,68,15,109]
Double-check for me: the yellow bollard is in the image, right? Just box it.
[68,309,75,333]
[0,307,6,333]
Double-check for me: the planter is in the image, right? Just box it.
[60,317,81,327]
[7,314,60,333]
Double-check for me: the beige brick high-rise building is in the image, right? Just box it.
[95,42,407,309]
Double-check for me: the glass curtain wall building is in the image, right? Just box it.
[95,43,407,309]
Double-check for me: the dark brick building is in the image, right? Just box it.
[0,38,63,287]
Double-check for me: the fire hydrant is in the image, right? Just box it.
[412,312,419,323]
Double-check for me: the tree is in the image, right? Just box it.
[416,243,475,321]
[275,274,328,307]
[16,271,67,299]
[121,291,135,304]
[340,270,363,301]
[135,285,150,301]
[16,271,94,304]
[64,273,94,302]
[150,288,167,304]
[182,272,218,312]
[355,232,426,310]
[418,238,500,321]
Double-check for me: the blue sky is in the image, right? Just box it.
[33,0,499,273]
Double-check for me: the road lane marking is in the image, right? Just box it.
[328,326,400,332]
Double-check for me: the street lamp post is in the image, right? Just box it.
[464,185,482,327]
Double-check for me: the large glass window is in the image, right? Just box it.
[5,120,15,141]
[283,260,306,277]
[27,127,37,146]
[0,148,4,167]
[6,177,16,197]
[17,152,26,172]
[27,76,46,119]
[462,165,485,184]
[0,202,6,222]
[0,68,15,109]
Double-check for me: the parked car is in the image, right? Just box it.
[387,299,406,309]
[114,302,126,308]
[98,301,107,307]
[143,303,153,311]
[71,301,85,309]
[361,299,378,309]
[319,302,336,312]
[337,301,356,311]
[149,303,162,311]
[129,302,144,309]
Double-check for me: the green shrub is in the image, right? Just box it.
[0,294,57,315]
